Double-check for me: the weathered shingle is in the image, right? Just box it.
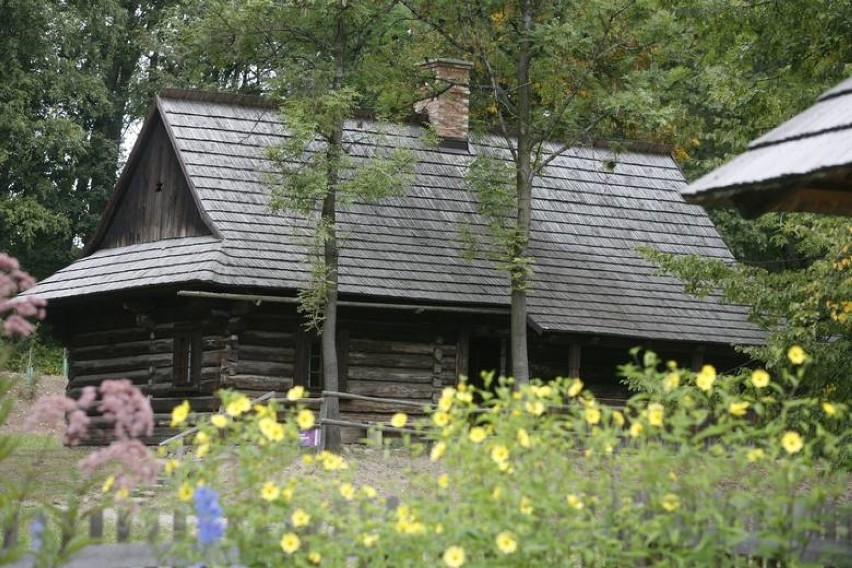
[29,91,763,345]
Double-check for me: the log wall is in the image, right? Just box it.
[64,300,229,421]
[227,312,298,398]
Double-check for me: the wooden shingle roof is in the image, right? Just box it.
[30,90,763,345]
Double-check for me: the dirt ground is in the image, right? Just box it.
[0,372,68,439]
[0,371,438,506]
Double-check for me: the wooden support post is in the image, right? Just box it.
[173,511,186,540]
[691,346,705,372]
[2,511,19,551]
[89,509,104,539]
[319,395,329,452]
[569,343,582,379]
[117,510,131,542]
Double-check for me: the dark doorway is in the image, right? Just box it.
[467,336,506,393]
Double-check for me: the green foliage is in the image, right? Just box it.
[639,215,852,400]
[3,329,65,378]
[662,0,851,177]
[162,351,850,565]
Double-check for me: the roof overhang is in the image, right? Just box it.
[683,76,852,218]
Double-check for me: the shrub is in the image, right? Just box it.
[162,348,850,566]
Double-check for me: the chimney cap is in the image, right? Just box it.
[420,58,474,70]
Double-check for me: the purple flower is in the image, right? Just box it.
[193,486,225,545]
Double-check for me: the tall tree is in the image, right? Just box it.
[406,0,690,383]
[0,0,178,278]
[163,0,418,451]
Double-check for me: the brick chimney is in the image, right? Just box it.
[414,58,473,146]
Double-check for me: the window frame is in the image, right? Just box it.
[173,331,202,388]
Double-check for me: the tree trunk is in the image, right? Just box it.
[320,10,347,453]
[511,0,534,384]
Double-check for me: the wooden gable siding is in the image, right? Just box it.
[100,115,209,249]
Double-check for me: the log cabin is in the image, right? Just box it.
[26,60,763,442]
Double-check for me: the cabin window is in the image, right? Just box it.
[307,336,323,390]
[173,332,202,387]
[296,329,348,393]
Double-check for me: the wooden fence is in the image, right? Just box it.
[4,391,852,566]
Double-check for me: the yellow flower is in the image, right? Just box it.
[751,369,770,388]
[170,400,191,427]
[178,483,193,502]
[663,372,680,391]
[584,406,601,425]
[259,416,285,442]
[435,523,444,534]
[612,410,625,427]
[438,388,455,411]
[647,403,664,427]
[286,385,305,401]
[661,494,679,512]
[496,531,517,554]
[361,485,378,498]
[164,459,180,475]
[492,486,503,500]
[226,395,251,417]
[254,403,275,418]
[519,496,533,515]
[566,494,584,510]
[456,390,473,404]
[430,441,446,462]
[438,474,449,489]
[781,431,804,454]
[629,422,643,438]
[291,508,310,528]
[822,402,838,417]
[516,428,531,448]
[102,475,115,493]
[567,379,583,397]
[308,551,321,565]
[525,400,545,416]
[361,533,379,548]
[280,532,300,555]
[490,444,509,464]
[443,545,466,568]
[319,451,347,471]
[195,431,209,445]
[538,385,553,398]
[339,483,355,500]
[729,401,749,417]
[261,482,280,501]
[196,443,210,458]
[211,414,229,429]
[787,345,806,365]
[297,409,315,430]
[390,412,408,429]
[746,448,765,462]
[696,365,716,392]
[433,411,451,427]
[468,426,487,443]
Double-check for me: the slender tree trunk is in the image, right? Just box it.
[511,0,533,384]
[320,10,346,453]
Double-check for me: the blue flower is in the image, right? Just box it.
[29,514,45,552]
[193,486,225,546]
